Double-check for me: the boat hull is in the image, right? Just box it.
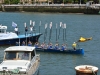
[27,54,40,75]
[0,33,42,46]
[0,54,40,75]
[36,47,84,55]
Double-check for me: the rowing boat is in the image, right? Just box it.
[35,47,84,55]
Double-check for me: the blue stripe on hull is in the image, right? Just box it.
[0,34,42,46]
[36,48,84,55]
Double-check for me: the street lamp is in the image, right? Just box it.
[63,0,64,4]
[80,0,81,5]
[48,0,49,5]
[9,0,10,5]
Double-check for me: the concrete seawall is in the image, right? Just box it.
[0,4,100,14]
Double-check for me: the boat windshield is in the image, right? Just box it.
[5,51,30,60]
[5,51,16,60]
[0,29,6,33]
[18,51,30,60]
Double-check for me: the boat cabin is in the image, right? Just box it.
[0,25,18,40]
[0,25,7,33]
[3,46,36,61]
[0,46,40,75]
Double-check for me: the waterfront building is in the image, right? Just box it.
[0,0,52,4]
[20,0,52,4]
[0,0,4,4]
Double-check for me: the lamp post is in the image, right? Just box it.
[48,0,49,5]
[9,0,10,5]
[63,0,64,4]
[80,0,81,5]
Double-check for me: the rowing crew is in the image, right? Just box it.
[34,42,67,50]
[16,41,77,50]
[16,41,32,46]
[35,42,77,50]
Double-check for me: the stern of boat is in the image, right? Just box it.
[26,54,40,75]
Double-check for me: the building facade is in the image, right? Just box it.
[0,0,52,4]
[0,0,4,4]
[20,0,52,4]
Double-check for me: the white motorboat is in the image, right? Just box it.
[0,46,40,75]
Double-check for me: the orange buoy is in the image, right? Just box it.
[75,65,98,75]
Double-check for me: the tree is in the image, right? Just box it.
[53,0,63,3]
[93,0,99,3]
[4,0,20,4]
[4,0,10,4]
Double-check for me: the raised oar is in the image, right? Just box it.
[49,22,52,43]
[64,23,66,44]
[44,23,48,43]
[32,21,35,33]
[32,21,37,41]
[30,20,33,37]
[58,22,62,40]
[30,20,32,26]
[24,22,27,45]
[39,21,41,33]
[56,23,58,43]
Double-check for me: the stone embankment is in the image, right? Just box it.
[0,4,100,14]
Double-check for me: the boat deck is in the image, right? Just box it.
[18,33,41,38]
[36,47,84,55]
[0,54,40,75]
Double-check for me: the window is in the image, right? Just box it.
[31,50,35,59]
[5,51,16,60]
[18,51,30,60]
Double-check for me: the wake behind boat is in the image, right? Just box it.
[0,46,40,75]
[0,25,42,46]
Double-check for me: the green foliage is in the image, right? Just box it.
[4,0,9,4]
[4,0,20,4]
[53,0,77,3]
[4,0,99,4]
[66,0,73,3]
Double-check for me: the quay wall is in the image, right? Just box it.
[0,5,99,14]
